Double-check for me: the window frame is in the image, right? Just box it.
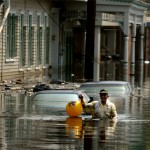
[6,12,17,61]
[44,14,50,66]
[19,13,26,68]
[28,13,34,67]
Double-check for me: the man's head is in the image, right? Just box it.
[99,89,108,95]
[99,89,109,104]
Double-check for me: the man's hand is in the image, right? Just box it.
[79,94,83,100]
[78,94,85,108]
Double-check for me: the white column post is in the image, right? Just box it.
[123,63,129,82]
[124,36,129,63]
[131,37,136,63]
[139,23,144,61]
[131,22,136,64]
[139,35,144,61]
[123,12,129,63]
[138,62,143,95]
[93,26,100,81]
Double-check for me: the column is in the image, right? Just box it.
[51,8,60,79]
[122,63,129,82]
[82,31,86,81]
[145,27,150,61]
[123,12,129,63]
[131,37,136,63]
[130,34,136,77]
[124,36,129,63]
[131,22,136,64]
[93,26,100,81]
[139,23,144,61]
[139,35,144,61]
[138,62,143,96]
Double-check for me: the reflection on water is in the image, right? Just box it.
[66,117,83,139]
[0,61,150,150]
[83,118,117,150]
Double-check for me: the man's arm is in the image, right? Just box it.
[79,94,94,108]
[79,94,86,108]
[110,103,117,119]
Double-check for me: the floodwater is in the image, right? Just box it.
[0,61,150,150]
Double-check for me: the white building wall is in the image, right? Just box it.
[0,0,54,81]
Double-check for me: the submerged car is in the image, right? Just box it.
[79,81,133,101]
[32,89,90,115]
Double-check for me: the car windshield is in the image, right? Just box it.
[80,84,126,95]
[33,93,87,108]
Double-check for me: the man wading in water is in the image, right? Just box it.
[79,89,117,119]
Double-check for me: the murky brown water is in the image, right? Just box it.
[0,61,150,150]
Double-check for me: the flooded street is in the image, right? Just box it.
[0,61,150,150]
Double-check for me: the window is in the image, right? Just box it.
[20,13,25,67]
[37,15,42,66]
[44,15,50,65]
[6,13,17,59]
[28,14,34,66]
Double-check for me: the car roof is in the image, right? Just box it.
[34,89,84,94]
[80,81,130,85]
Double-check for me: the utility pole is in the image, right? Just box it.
[85,0,96,81]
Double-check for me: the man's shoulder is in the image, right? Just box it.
[108,101,116,107]
[92,100,99,105]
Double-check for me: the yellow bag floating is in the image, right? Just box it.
[66,100,83,117]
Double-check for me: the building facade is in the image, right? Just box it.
[0,0,55,82]
[0,0,149,83]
